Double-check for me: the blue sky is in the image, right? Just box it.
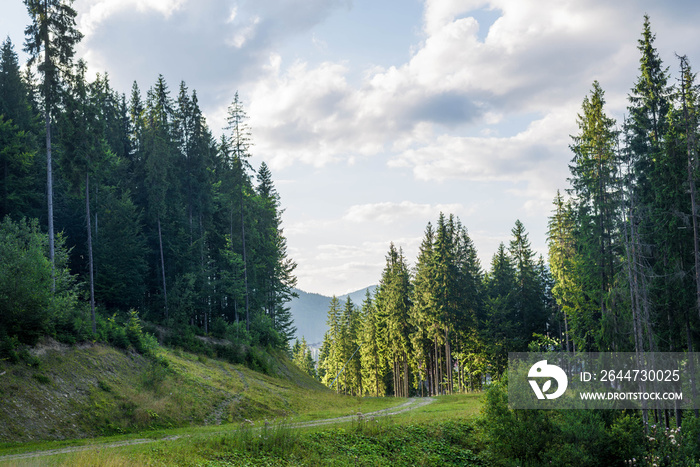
[4,0,700,296]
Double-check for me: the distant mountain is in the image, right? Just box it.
[288,285,377,347]
[340,285,378,306]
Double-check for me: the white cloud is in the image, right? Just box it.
[245,0,640,178]
[343,201,467,224]
[227,15,261,49]
[77,0,186,37]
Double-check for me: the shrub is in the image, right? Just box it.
[479,373,651,466]
[0,217,54,344]
[0,217,80,347]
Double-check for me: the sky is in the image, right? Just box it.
[3,0,700,297]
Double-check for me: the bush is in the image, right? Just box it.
[210,317,228,339]
[53,304,93,344]
[250,314,282,349]
[479,373,654,466]
[0,333,20,363]
[0,217,54,344]
[0,217,80,346]
[96,310,159,358]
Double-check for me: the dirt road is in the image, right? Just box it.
[0,397,434,463]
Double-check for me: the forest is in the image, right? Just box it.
[5,1,700,463]
[0,0,297,363]
[315,12,700,447]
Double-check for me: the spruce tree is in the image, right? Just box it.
[375,243,412,397]
[58,60,104,333]
[359,290,384,396]
[568,81,620,331]
[225,91,254,331]
[24,0,83,288]
[409,222,437,395]
[482,243,518,374]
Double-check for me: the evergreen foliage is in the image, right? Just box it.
[319,215,544,395]
[0,14,298,358]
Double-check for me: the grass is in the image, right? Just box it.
[0,339,485,465]
[0,340,418,458]
[1,393,485,466]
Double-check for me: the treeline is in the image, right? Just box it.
[319,15,700,404]
[318,214,553,396]
[0,0,296,356]
[549,15,700,360]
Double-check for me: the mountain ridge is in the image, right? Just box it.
[289,285,377,346]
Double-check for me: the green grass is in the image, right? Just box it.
[0,340,401,445]
[396,393,483,423]
[2,393,485,466]
[0,339,486,465]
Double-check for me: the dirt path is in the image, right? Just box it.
[0,397,434,463]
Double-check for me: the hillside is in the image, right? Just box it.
[0,339,340,443]
[289,286,377,346]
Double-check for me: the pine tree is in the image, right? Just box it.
[452,221,484,392]
[359,290,385,396]
[292,337,316,378]
[0,36,39,220]
[433,214,458,394]
[0,37,36,134]
[624,15,672,352]
[320,296,343,390]
[547,191,578,351]
[225,91,254,331]
[568,81,620,332]
[24,0,83,288]
[482,243,518,374]
[677,55,700,325]
[509,220,546,345]
[255,162,298,345]
[58,60,107,333]
[409,222,437,395]
[143,75,177,320]
[375,243,412,397]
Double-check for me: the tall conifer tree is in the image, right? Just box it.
[24,0,83,289]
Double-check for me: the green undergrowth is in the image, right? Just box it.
[0,340,401,446]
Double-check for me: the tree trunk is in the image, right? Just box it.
[687,319,700,418]
[86,172,96,334]
[240,198,250,332]
[46,92,55,292]
[3,157,7,216]
[43,13,55,293]
[564,308,571,352]
[404,353,409,397]
[158,217,168,319]
[680,56,700,322]
[375,350,380,397]
[445,327,452,394]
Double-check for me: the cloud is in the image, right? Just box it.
[390,106,574,181]
[74,0,350,127]
[343,201,467,224]
[244,0,644,177]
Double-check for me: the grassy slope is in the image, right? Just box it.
[39,394,485,466]
[0,340,401,445]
